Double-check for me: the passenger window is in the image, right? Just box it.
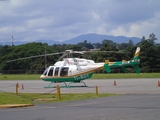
[48,67,54,76]
[55,67,59,76]
[60,67,69,76]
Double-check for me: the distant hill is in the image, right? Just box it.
[0,33,141,46]
[61,33,141,45]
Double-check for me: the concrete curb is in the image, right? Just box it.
[0,104,34,108]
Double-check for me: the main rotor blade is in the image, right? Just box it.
[6,52,63,62]
[80,50,124,53]
[57,53,68,61]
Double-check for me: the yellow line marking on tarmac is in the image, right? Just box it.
[0,104,34,108]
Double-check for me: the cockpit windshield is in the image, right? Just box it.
[42,67,49,75]
[48,67,54,76]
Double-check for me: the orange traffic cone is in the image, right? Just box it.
[22,83,24,90]
[158,81,160,87]
[114,80,117,86]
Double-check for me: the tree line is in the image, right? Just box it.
[0,33,160,74]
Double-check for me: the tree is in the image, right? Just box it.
[128,40,134,47]
[141,36,145,42]
[1,38,160,74]
[77,40,94,50]
[118,43,129,50]
[102,39,116,47]
[0,42,58,73]
[155,44,160,68]
[147,33,157,43]
[92,43,102,49]
[140,40,158,72]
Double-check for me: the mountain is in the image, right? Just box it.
[0,33,141,46]
[61,33,141,45]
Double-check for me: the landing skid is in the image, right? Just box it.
[44,81,88,88]
[67,81,88,88]
[44,82,67,88]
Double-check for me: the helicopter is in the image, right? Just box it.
[7,47,140,88]
[40,47,140,88]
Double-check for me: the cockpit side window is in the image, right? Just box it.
[48,67,54,76]
[55,67,59,76]
[60,67,69,76]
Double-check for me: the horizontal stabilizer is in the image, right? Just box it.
[122,66,127,73]
[134,65,140,74]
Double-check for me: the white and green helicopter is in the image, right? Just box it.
[40,47,140,87]
[7,47,140,87]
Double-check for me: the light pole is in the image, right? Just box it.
[45,46,47,68]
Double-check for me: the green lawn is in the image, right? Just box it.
[0,73,160,80]
[0,74,41,80]
[0,93,116,105]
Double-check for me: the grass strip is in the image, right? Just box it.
[0,92,33,104]
[0,92,117,105]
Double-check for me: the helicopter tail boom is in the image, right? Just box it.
[104,47,140,74]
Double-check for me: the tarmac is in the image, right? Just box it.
[1,78,160,108]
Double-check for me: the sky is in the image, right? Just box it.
[0,0,160,43]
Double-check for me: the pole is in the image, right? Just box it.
[16,83,18,95]
[96,86,98,95]
[57,85,61,100]
[45,46,47,68]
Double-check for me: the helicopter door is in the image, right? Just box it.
[48,67,54,76]
[54,67,59,76]
[60,67,69,76]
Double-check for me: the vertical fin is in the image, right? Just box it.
[133,47,140,60]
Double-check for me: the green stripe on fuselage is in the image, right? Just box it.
[42,72,94,83]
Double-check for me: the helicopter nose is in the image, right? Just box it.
[40,75,45,79]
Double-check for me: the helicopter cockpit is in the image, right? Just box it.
[42,66,69,77]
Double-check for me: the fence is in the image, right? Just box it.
[0,83,100,101]
[0,68,160,74]
[0,70,43,74]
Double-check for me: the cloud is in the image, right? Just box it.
[109,12,160,40]
[0,0,160,43]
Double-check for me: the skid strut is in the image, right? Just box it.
[44,82,67,88]
[67,81,88,88]
[44,81,87,88]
